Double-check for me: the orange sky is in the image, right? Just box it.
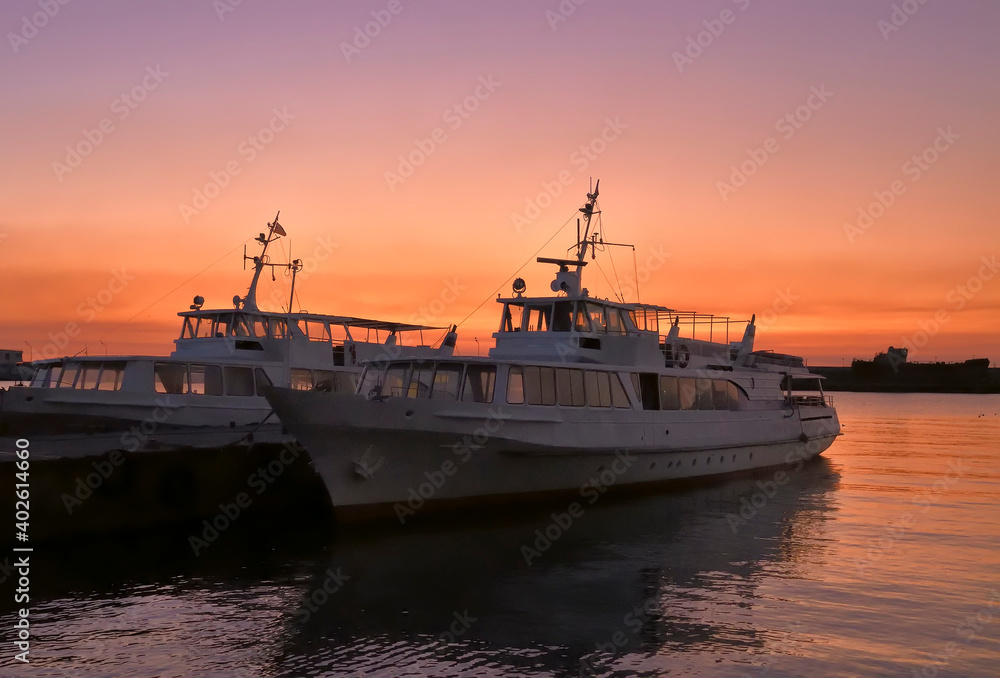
[1,0,998,366]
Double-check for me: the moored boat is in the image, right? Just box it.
[265,185,841,522]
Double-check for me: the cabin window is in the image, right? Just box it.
[252,317,269,338]
[382,364,409,398]
[637,373,660,410]
[728,382,741,410]
[539,367,557,405]
[233,315,252,337]
[574,302,591,332]
[552,301,574,332]
[359,366,379,398]
[588,305,607,333]
[678,377,697,410]
[606,310,626,335]
[500,304,516,333]
[57,364,79,388]
[556,368,574,406]
[154,363,188,394]
[182,317,197,339]
[196,317,215,338]
[462,365,496,403]
[190,364,223,395]
[629,309,644,332]
[255,368,273,395]
[584,370,601,407]
[696,378,714,410]
[611,374,631,408]
[525,306,551,332]
[215,314,233,338]
[270,319,287,339]
[406,364,434,398]
[659,376,680,410]
[712,380,729,409]
[98,363,125,391]
[303,321,330,342]
[431,365,463,401]
[523,366,544,405]
[594,371,611,407]
[290,369,313,391]
[225,366,255,396]
[80,364,101,390]
[313,370,334,391]
[506,366,525,404]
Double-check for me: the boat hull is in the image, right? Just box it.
[266,389,840,522]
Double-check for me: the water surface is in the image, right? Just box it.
[2,393,999,677]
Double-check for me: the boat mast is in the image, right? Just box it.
[574,180,600,277]
[241,211,286,312]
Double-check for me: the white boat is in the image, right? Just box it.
[264,185,841,521]
[0,214,452,461]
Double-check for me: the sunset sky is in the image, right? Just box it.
[1,0,998,366]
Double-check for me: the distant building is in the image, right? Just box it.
[0,349,26,380]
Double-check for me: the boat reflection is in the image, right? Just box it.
[274,457,840,676]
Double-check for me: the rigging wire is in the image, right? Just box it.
[454,211,579,329]
[125,237,253,323]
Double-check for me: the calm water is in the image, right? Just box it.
[2,393,999,677]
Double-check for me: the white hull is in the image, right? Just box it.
[267,389,839,519]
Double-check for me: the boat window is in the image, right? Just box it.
[80,364,101,390]
[588,305,608,333]
[638,373,660,410]
[305,320,331,342]
[569,369,586,407]
[584,370,601,407]
[190,364,223,395]
[30,365,51,388]
[611,373,631,408]
[462,365,496,403]
[382,364,409,398]
[291,369,314,391]
[556,368,573,406]
[406,363,434,398]
[629,309,644,332]
[574,302,592,332]
[233,315,253,337]
[431,364,463,401]
[314,370,335,392]
[727,381,741,410]
[596,371,613,407]
[678,377,697,410]
[225,366,255,396]
[196,317,216,338]
[606,309,626,335]
[696,378,714,410]
[500,304,516,333]
[252,317,269,338]
[539,367,557,405]
[506,366,525,404]
[255,368,273,395]
[712,380,729,409]
[154,363,188,394]
[57,364,79,388]
[552,301,574,332]
[182,317,197,340]
[215,314,233,338]
[659,376,680,410]
[525,306,551,332]
[523,366,543,405]
[270,319,287,339]
[359,366,380,398]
